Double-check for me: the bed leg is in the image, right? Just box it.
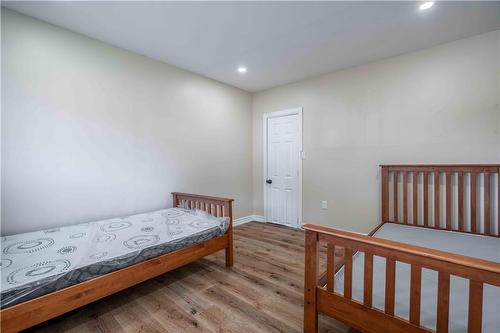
[225,204,234,267]
[304,230,319,333]
[226,246,233,267]
[225,223,234,267]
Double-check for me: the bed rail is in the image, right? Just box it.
[303,223,500,333]
[381,165,500,237]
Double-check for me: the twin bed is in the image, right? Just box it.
[0,192,234,332]
[304,164,500,333]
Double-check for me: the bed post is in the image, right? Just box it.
[172,192,180,208]
[381,165,389,223]
[304,229,319,333]
[225,200,234,267]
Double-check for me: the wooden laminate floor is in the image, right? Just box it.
[28,222,351,333]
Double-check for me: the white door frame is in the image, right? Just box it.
[263,107,303,227]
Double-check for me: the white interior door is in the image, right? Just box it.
[265,110,302,227]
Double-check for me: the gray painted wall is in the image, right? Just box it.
[1,9,253,235]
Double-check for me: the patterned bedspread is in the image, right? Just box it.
[0,208,228,308]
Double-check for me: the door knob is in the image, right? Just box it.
[266,179,272,184]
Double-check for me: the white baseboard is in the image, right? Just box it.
[233,215,265,226]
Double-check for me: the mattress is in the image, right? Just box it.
[334,223,500,333]
[0,208,228,308]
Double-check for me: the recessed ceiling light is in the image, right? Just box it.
[237,66,247,74]
[419,2,434,10]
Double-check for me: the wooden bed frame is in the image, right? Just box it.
[304,164,500,333]
[0,192,234,333]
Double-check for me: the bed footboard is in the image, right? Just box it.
[172,192,234,266]
[303,224,500,333]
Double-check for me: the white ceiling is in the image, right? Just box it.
[3,1,500,92]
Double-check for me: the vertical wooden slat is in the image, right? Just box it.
[498,170,500,237]
[446,173,452,230]
[436,272,450,333]
[381,167,389,223]
[484,173,490,235]
[384,258,396,315]
[458,173,464,231]
[394,172,399,223]
[468,280,483,333]
[363,253,373,307]
[471,173,477,233]
[403,172,408,224]
[424,173,429,227]
[326,244,335,292]
[344,248,353,299]
[434,172,440,229]
[304,230,319,333]
[409,265,422,326]
[413,172,418,225]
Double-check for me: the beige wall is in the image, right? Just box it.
[252,30,500,233]
[1,9,253,235]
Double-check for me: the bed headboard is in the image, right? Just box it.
[171,192,234,219]
[380,164,500,237]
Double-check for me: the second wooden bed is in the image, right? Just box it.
[304,164,500,333]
